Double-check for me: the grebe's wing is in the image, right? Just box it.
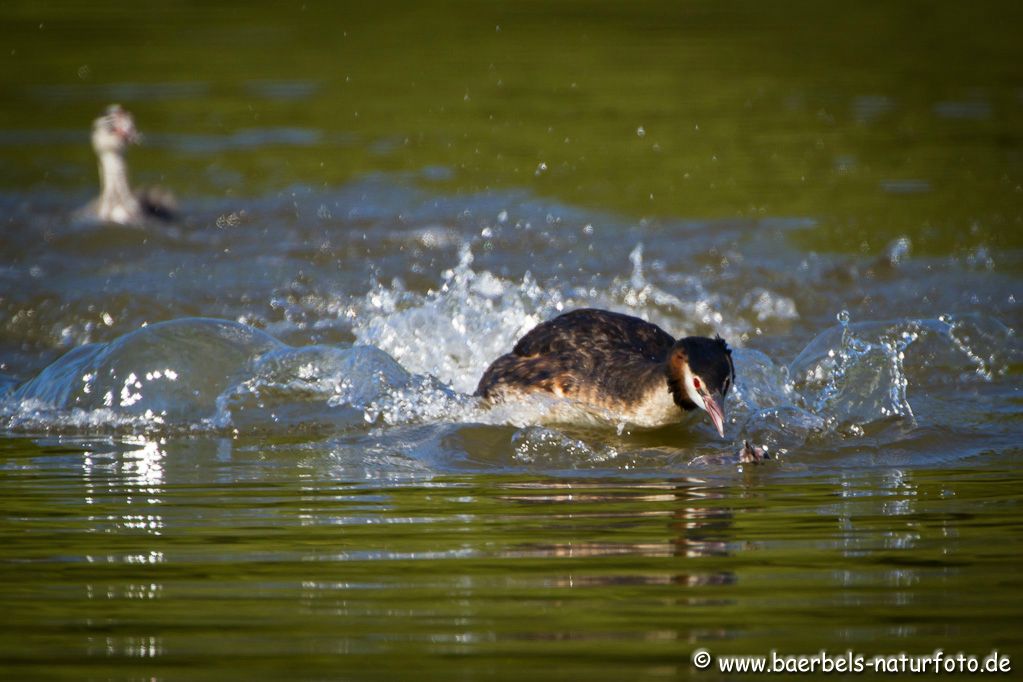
[476,308,676,404]
[512,308,675,360]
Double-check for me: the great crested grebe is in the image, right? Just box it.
[77,104,177,226]
[476,308,735,435]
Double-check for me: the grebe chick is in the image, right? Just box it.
[475,308,735,436]
[77,104,177,226]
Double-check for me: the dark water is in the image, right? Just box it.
[1,1,1021,679]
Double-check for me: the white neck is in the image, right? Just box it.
[97,149,141,224]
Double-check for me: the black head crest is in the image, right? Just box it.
[714,334,731,356]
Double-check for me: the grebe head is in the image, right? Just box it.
[91,104,140,155]
[668,336,734,437]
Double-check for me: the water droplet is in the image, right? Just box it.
[886,236,911,265]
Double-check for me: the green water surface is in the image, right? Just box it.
[2,0,1021,254]
[1,437,1021,680]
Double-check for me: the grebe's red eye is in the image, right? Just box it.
[693,377,701,390]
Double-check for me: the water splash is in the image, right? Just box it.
[10,318,281,427]
[348,242,795,426]
[2,233,1017,471]
[215,344,413,432]
[511,426,619,467]
[607,242,797,338]
[791,310,916,429]
[352,243,565,393]
[787,311,1016,437]
[938,313,1008,381]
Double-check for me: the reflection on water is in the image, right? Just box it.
[82,437,166,559]
[3,435,1020,678]
[493,481,736,575]
[1,431,1023,678]
[119,436,166,490]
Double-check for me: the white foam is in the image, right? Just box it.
[352,244,564,394]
